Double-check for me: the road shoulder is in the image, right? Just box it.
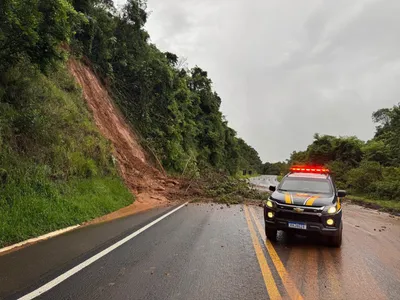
[0,205,178,299]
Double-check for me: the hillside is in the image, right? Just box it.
[70,0,262,176]
[0,0,263,247]
[68,59,174,213]
[0,61,134,247]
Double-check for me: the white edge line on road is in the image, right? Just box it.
[18,202,189,300]
[0,225,81,255]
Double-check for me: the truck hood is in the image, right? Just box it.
[270,190,335,207]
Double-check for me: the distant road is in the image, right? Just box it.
[1,202,400,299]
[249,175,279,191]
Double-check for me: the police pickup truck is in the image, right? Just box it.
[264,166,346,247]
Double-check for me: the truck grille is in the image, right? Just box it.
[276,211,321,223]
[276,203,322,213]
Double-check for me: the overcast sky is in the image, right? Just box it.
[116,0,400,162]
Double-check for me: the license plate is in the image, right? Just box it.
[288,222,307,230]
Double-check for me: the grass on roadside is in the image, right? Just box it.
[0,62,134,248]
[236,173,259,179]
[0,177,133,248]
[346,195,400,215]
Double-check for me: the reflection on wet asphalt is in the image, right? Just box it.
[250,203,400,300]
[2,202,400,300]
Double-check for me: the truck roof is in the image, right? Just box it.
[287,172,330,179]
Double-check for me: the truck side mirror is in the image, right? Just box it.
[269,185,276,192]
[337,190,347,197]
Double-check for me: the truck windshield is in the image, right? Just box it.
[279,177,332,194]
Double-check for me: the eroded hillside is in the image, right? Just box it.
[68,59,180,217]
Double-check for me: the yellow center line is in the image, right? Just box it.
[243,205,282,300]
[249,206,304,300]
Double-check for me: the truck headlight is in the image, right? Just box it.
[327,206,337,214]
[266,200,274,208]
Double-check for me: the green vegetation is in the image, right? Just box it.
[0,0,135,246]
[0,63,133,247]
[347,195,400,213]
[70,0,262,175]
[0,0,264,246]
[237,173,259,179]
[191,171,269,204]
[262,106,400,212]
[261,162,288,176]
[0,177,132,247]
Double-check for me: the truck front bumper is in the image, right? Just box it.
[264,205,342,236]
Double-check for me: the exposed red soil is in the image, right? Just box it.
[68,59,185,219]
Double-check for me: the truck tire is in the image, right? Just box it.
[329,223,343,247]
[265,226,277,242]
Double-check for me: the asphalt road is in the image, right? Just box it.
[249,175,279,191]
[1,200,400,299]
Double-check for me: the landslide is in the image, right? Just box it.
[68,59,180,215]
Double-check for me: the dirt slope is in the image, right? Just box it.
[68,59,178,216]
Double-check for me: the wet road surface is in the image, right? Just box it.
[249,175,279,191]
[1,202,400,299]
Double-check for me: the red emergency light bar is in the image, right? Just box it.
[290,166,330,173]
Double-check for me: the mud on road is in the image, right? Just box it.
[250,202,400,299]
[2,202,400,300]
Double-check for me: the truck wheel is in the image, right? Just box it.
[265,226,277,242]
[329,223,343,247]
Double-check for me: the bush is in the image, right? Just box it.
[346,161,383,193]
[0,61,132,247]
[326,160,352,189]
[192,170,269,203]
[370,180,400,200]
[0,62,115,179]
[346,162,400,200]
[0,177,132,247]
[366,167,400,200]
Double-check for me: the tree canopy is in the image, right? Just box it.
[0,0,263,180]
[67,0,262,175]
[266,103,400,200]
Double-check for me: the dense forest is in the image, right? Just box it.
[0,0,262,245]
[1,0,262,177]
[263,105,400,203]
[70,0,262,175]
